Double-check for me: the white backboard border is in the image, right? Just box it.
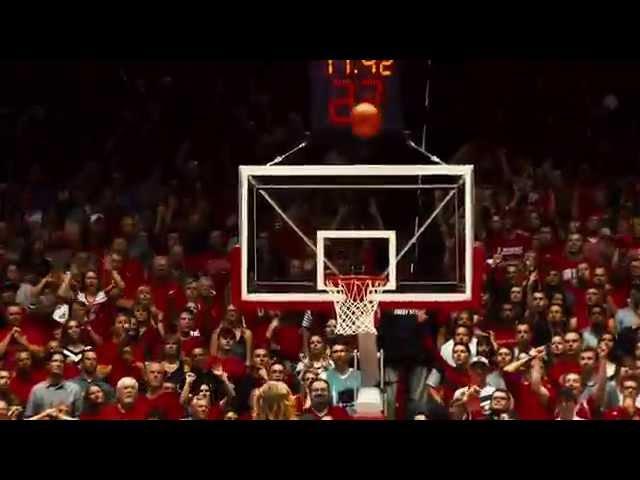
[240,164,474,303]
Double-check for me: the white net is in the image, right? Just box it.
[325,276,387,335]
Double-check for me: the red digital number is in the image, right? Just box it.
[328,78,355,125]
[360,79,383,109]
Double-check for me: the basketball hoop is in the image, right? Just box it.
[324,275,387,335]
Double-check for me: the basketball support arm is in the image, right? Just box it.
[266,136,309,166]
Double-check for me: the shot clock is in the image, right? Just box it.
[310,60,404,132]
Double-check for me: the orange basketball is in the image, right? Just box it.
[351,102,382,139]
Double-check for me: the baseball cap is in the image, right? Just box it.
[469,356,490,369]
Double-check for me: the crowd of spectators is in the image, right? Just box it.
[0,61,639,420]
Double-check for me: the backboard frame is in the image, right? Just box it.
[239,164,474,304]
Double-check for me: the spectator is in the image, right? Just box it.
[502,347,555,420]
[513,321,534,358]
[60,319,89,364]
[440,323,478,367]
[0,398,21,420]
[253,380,296,420]
[70,348,115,404]
[209,326,247,384]
[301,378,350,420]
[0,303,46,368]
[427,342,472,407]
[555,387,586,420]
[8,349,46,406]
[97,377,148,420]
[96,311,140,379]
[176,309,204,358]
[25,351,82,418]
[141,362,183,420]
[321,342,362,414]
[211,304,252,366]
[148,256,179,315]
[547,331,582,387]
[0,369,21,410]
[234,348,270,417]
[295,334,332,376]
[294,368,318,415]
[159,334,186,388]
[485,388,515,420]
[79,384,109,420]
[452,356,497,419]
[603,375,640,420]
[324,318,338,347]
[187,395,212,420]
[130,302,162,361]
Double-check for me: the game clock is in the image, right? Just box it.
[310,60,404,132]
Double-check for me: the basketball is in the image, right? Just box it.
[351,102,382,139]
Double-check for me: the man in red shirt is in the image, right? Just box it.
[96,311,142,375]
[148,256,180,316]
[8,349,46,406]
[547,331,582,387]
[593,265,628,312]
[141,362,184,420]
[209,327,246,383]
[0,303,46,370]
[177,309,204,358]
[302,379,351,420]
[503,347,555,420]
[103,246,145,302]
[561,351,608,420]
[485,212,532,263]
[98,376,149,420]
[555,233,587,284]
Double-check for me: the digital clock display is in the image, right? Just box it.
[310,60,404,131]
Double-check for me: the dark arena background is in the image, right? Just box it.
[0,60,640,421]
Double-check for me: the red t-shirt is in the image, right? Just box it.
[547,358,581,388]
[80,408,107,421]
[209,355,247,384]
[85,300,118,341]
[486,230,532,262]
[100,256,146,301]
[504,372,556,420]
[272,324,303,363]
[303,405,351,420]
[180,335,205,359]
[438,364,471,406]
[63,363,80,380]
[185,251,231,295]
[546,254,584,285]
[170,296,222,337]
[9,370,48,406]
[207,404,223,420]
[96,339,145,369]
[137,326,163,362]
[149,279,181,317]
[142,391,184,420]
[98,400,150,420]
